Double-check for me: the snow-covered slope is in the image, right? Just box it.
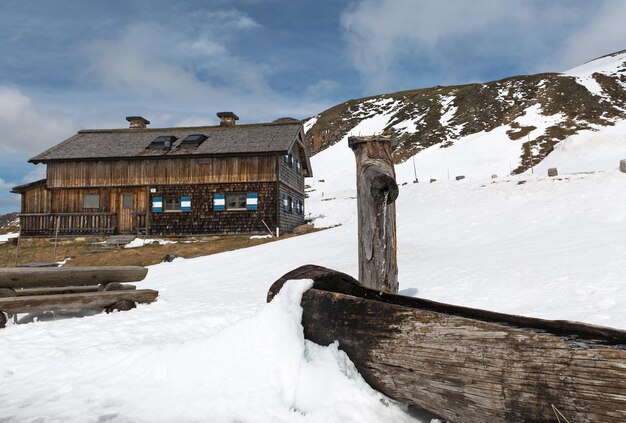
[306,50,626,176]
[3,51,626,423]
[3,149,626,421]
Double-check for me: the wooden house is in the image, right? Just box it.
[12,113,312,236]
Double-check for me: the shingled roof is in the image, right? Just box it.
[30,121,305,164]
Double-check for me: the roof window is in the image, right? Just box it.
[148,136,177,150]
[179,134,208,148]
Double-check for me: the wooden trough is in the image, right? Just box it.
[268,265,626,422]
[0,266,158,327]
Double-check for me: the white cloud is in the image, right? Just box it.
[21,165,46,184]
[554,2,626,70]
[307,79,340,98]
[340,0,623,91]
[0,177,20,213]
[0,86,75,155]
[80,15,329,124]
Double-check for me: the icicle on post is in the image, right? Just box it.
[348,131,399,293]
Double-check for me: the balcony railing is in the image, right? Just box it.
[19,213,117,236]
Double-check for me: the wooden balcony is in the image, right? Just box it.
[19,213,117,236]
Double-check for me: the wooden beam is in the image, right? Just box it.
[348,133,399,293]
[0,289,158,314]
[0,266,148,289]
[15,284,136,296]
[269,265,626,423]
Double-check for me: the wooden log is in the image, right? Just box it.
[268,265,626,423]
[0,288,16,298]
[0,266,148,289]
[15,284,136,296]
[348,132,399,293]
[105,300,137,313]
[0,289,158,314]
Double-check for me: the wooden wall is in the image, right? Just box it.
[21,185,49,213]
[46,156,277,188]
[278,184,306,233]
[149,182,277,235]
[277,146,306,232]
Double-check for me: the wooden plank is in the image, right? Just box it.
[0,266,148,289]
[16,284,136,296]
[268,265,626,423]
[0,289,158,313]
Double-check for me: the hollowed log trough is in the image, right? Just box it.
[268,265,626,423]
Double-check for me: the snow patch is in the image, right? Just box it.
[303,115,319,133]
[0,232,18,243]
[124,238,178,248]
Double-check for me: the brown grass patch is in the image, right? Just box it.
[0,234,299,268]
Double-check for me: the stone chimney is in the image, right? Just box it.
[217,112,239,126]
[126,116,150,129]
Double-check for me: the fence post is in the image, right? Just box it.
[348,131,399,294]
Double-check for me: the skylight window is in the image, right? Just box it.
[179,134,208,148]
[148,136,177,150]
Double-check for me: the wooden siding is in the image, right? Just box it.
[278,183,305,233]
[50,188,107,213]
[278,149,305,192]
[46,156,277,188]
[21,185,49,213]
[149,182,277,235]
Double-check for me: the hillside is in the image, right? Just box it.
[305,50,626,176]
[0,212,19,234]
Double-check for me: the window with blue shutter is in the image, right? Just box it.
[282,194,289,212]
[181,195,191,212]
[246,192,258,211]
[152,196,163,213]
[213,193,225,211]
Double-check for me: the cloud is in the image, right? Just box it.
[0,86,75,155]
[553,1,626,70]
[0,178,20,213]
[340,0,611,92]
[307,79,340,98]
[80,13,330,124]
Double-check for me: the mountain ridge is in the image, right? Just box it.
[305,49,626,175]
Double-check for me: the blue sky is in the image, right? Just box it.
[1,0,626,213]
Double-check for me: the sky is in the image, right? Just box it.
[1,0,626,213]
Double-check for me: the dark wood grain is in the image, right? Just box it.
[0,289,158,314]
[269,265,626,423]
[0,266,148,289]
[348,134,398,293]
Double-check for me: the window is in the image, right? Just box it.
[288,195,293,213]
[227,192,247,210]
[123,194,133,209]
[296,159,301,175]
[164,197,181,212]
[180,134,208,148]
[83,194,100,209]
[148,135,177,150]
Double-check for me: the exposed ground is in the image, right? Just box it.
[0,234,297,268]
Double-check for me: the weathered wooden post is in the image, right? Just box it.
[348,131,399,293]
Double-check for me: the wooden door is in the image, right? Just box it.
[118,193,135,233]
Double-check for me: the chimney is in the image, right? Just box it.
[126,116,150,129]
[217,112,239,126]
